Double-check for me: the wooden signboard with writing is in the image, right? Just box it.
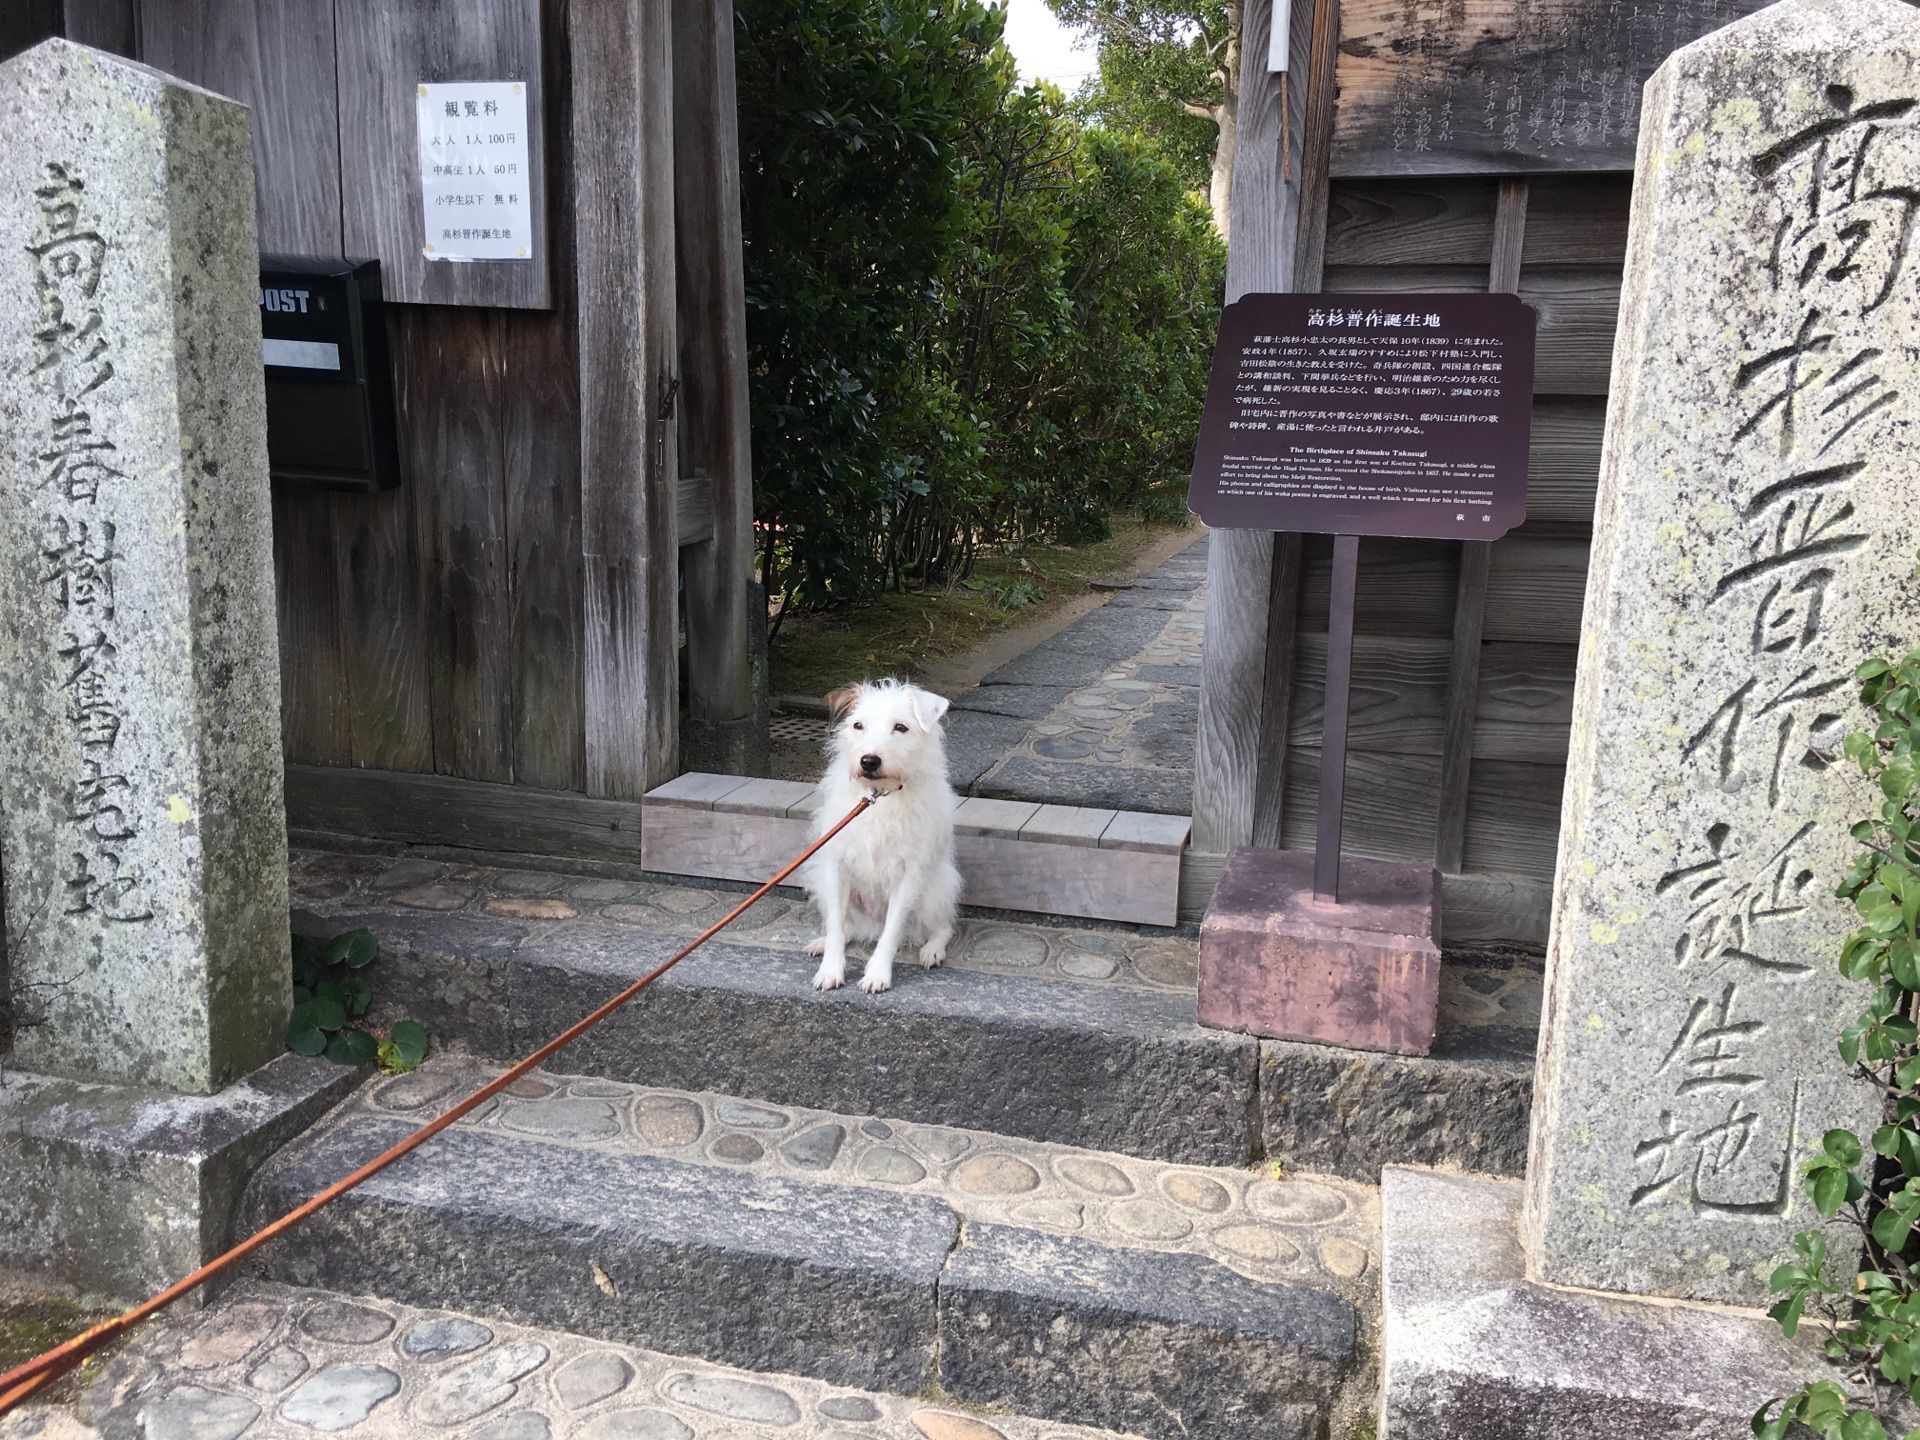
[1189,292,1535,541]
[1332,0,1776,177]
[337,0,550,308]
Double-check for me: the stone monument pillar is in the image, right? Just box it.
[1525,0,1917,1307]
[1382,3,1920,1430]
[0,40,359,1303]
[0,39,291,1096]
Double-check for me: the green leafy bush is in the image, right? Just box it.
[736,0,1225,615]
[1757,649,1920,1440]
[289,928,428,1074]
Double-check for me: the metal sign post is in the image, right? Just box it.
[1313,534,1359,901]
[1187,289,1536,1058]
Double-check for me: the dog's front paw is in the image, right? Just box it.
[858,964,894,994]
[918,940,946,969]
[812,960,846,990]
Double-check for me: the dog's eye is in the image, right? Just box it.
[851,722,863,731]
[893,723,909,733]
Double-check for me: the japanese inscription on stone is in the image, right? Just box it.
[1188,292,1533,540]
[1525,0,1916,1306]
[1333,0,1775,176]
[0,39,291,1095]
[28,163,151,926]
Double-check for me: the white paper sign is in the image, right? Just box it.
[416,80,533,263]
[1267,0,1291,72]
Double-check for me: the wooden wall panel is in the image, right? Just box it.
[396,306,514,782]
[330,481,433,773]
[1289,637,1575,765]
[500,301,585,791]
[1283,170,1624,906]
[58,0,134,53]
[136,0,361,770]
[335,0,552,308]
[137,0,589,788]
[1526,397,1606,523]
[140,0,343,253]
[1523,176,1634,266]
[1321,263,1622,395]
[1278,747,1564,883]
[1482,534,1591,643]
[0,1,63,62]
[1325,175,1633,270]
[1324,179,1498,267]
[1298,536,1458,639]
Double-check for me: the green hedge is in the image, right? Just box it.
[736,0,1225,612]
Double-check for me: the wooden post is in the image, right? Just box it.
[674,0,766,777]
[1193,0,1337,854]
[1435,178,1530,873]
[575,0,680,799]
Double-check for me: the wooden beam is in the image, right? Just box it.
[1193,0,1335,854]
[676,473,715,548]
[574,0,680,798]
[286,764,642,865]
[1252,0,1338,849]
[1436,179,1529,874]
[673,0,763,776]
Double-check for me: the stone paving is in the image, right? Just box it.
[286,846,1544,1043]
[945,538,1207,814]
[9,1280,1143,1440]
[338,1056,1378,1293]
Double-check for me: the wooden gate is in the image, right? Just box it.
[2,0,761,858]
[1192,0,1773,946]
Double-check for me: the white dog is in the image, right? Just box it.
[803,679,961,994]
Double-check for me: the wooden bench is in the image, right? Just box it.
[641,774,1190,927]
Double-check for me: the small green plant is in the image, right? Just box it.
[288,928,429,1073]
[1756,649,1920,1440]
[981,575,1045,611]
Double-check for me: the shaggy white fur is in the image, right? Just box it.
[803,679,961,994]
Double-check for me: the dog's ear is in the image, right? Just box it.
[826,685,861,726]
[908,688,951,732]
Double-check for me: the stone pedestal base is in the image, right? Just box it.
[1381,1167,1833,1438]
[0,1053,364,1302]
[1199,847,1440,1055]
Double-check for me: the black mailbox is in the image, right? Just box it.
[258,256,400,493]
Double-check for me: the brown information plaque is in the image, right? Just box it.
[1187,291,1535,541]
[1332,0,1773,177]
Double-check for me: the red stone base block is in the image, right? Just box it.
[1198,847,1441,1057]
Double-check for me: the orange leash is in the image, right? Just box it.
[0,795,873,1417]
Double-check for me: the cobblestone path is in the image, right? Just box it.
[944,535,1207,815]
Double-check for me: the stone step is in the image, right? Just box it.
[55,1277,1147,1440]
[239,1059,1374,1440]
[290,842,1542,1179]
[640,773,1191,928]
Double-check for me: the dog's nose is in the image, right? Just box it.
[859,754,882,774]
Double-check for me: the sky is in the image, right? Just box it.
[999,0,1098,92]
